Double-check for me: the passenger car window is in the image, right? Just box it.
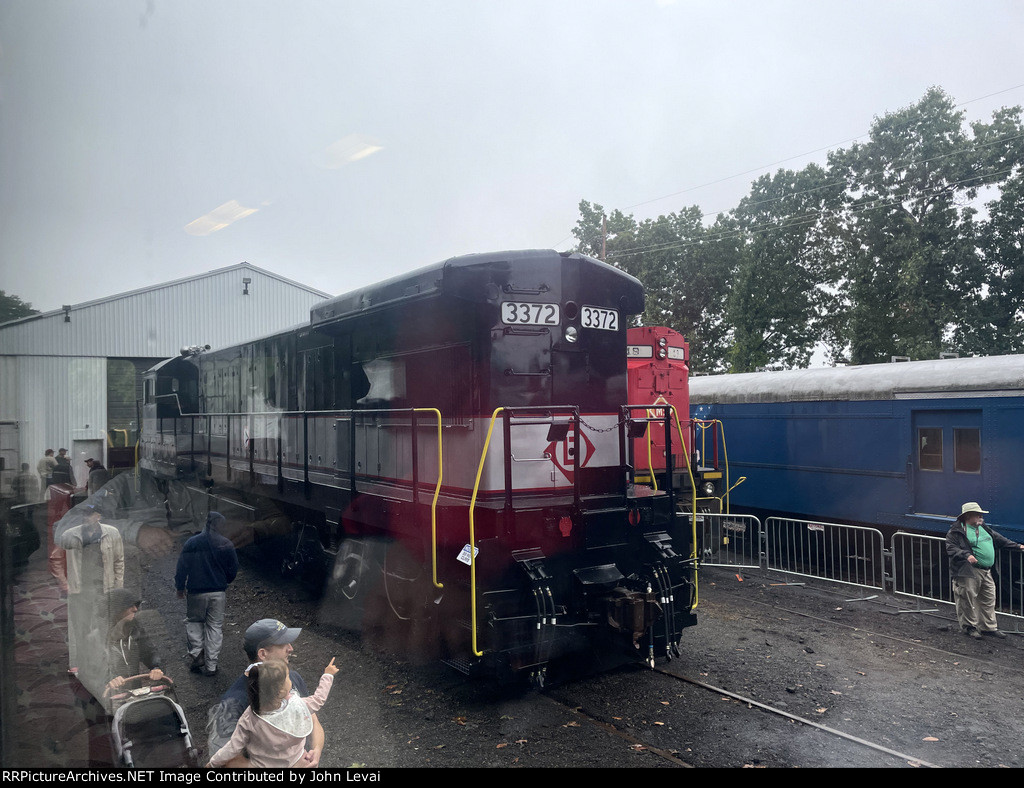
[918,428,943,471]
[954,428,981,473]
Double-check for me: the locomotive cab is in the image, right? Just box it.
[140,355,202,478]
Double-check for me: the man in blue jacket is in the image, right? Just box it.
[175,512,238,676]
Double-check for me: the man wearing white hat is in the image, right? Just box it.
[945,502,1024,639]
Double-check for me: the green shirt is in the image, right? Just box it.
[968,525,996,569]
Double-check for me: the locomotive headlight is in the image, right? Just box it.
[701,481,716,497]
[657,348,667,359]
[564,326,578,343]
[658,337,667,347]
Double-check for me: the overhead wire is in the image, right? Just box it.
[604,166,1019,260]
[555,83,1024,253]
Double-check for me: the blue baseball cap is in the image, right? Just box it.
[244,619,301,657]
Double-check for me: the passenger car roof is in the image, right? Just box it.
[690,354,1024,404]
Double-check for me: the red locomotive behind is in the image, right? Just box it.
[626,326,729,511]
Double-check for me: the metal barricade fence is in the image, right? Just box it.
[692,511,1023,623]
[891,533,953,606]
[1001,546,1024,621]
[722,523,1024,625]
[763,517,887,591]
[686,512,761,569]
[891,532,1024,624]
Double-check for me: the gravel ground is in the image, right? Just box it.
[141,544,1024,769]
[11,523,1024,769]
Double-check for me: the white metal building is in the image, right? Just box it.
[0,262,330,488]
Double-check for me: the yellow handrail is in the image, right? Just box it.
[468,407,505,657]
[413,408,444,591]
[645,426,659,491]
[107,428,129,448]
[652,405,700,608]
[690,418,733,514]
[631,405,702,604]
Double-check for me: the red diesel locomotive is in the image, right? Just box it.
[626,326,727,509]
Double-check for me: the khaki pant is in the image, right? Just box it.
[952,566,998,633]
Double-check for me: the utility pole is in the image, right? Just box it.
[601,215,607,261]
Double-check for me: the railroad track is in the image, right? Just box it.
[711,581,1024,676]
[544,664,940,768]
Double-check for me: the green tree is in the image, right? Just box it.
[0,290,39,324]
[727,162,846,371]
[572,200,737,372]
[957,171,1024,354]
[573,88,1024,371]
[828,87,1009,363]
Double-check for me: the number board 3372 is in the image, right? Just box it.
[581,306,619,331]
[501,302,560,326]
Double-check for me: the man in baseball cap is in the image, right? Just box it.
[946,502,1024,639]
[207,618,324,766]
[243,618,302,661]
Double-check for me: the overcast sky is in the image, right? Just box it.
[2,0,1023,315]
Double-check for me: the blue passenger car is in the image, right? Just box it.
[690,355,1024,542]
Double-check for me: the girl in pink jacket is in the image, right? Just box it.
[208,657,338,768]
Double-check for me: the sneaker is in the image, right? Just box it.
[982,629,1007,639]
[189,652,205,673]
[965,627,983,639]
[201,666,218,677]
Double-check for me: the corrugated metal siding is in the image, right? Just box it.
[0,264,330,468]
[0,356,17,422]
[0,356,106,465]
[0,265,330,357]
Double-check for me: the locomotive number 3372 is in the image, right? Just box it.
[501,301,560,326]
[581,305,619,331]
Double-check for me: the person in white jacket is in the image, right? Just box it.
[59,504,124,674]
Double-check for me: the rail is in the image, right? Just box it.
[692,418,740,514]
[685,512,762,569]
[107,428,129,448]
[623,403,702,609]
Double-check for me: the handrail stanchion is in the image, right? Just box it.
[412,408,444,591]
[411,409,419,507]
[502,409,514,516]
[572,408,581,510]
[619,406,628,497]
[303,412,310,498]
[469,408,505,657]
[277,414,284,493]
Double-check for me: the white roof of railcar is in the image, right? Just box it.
[690,354,1024,404]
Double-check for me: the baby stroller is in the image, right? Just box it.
[107,674,201,767]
